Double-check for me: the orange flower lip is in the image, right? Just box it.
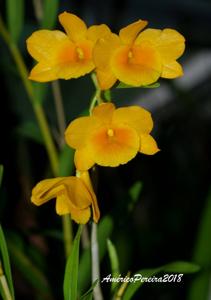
[65,103,160,171]
[26,12,111,82]
[94,20,185,89]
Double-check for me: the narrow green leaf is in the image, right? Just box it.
[188,189,211,300]
[107,239,120,292]
[163,261,200,274]
[41,0,59,29]
[122,260,200,300]
[7,236,51,297]
[122,268,161,300]
[80,279,98,300]
[0,226,15,299]
[0,165,3,187]
[58,144,75,177]
[128,181,142,212]
[63,225,83,300]
[6,0,24,42]
[116,82,160,89]
[81,294,92,300]
[16,121,43,144]
[78,216,113,294]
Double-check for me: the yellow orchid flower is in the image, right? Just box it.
[93,20,185,90]
[26,12,110,82]
[65,103,159,171]
[31,172,100,224]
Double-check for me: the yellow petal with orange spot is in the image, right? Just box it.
[112,106,153,134]
[89,125,140,167]
[111,43,162,86]
[140,134,160,155]
[59,12,87,42]
[74,148,95,171]
[28,38,94,81]
[56,60,95,79]
[93,103,115,123]
[86,24,111,43]
[119,19,148,45]
[26,30,68,61]
[161,61,183,78]
[65,116,102,149]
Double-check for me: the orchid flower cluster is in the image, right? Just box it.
[28,12,185,224]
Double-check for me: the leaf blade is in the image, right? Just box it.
[41,0,59,29]
[63,225,83,300]
[107,239,120,292]
[0,226,15,300]
[6,0,24,42]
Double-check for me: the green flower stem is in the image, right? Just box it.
[0,16,72,257]
[89,73,104,114]
[91,222,103,300]
[62,214,73,258]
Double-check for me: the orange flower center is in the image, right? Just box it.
[76,47,84,60]
[128,50,133,59]
[107,128,114,137]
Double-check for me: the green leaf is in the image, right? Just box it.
[122,268,160,300]
[78,216,113,294]
[188,189,211,300]
[41,0,59,29]
[122,261,200,300]
[116,82,160,89]
[128,181,142,212]
[80,279,98,300]
[0,226,15,300]
[63,225,83,300]
[7,235,51,297]
[16,121,43,144]
[58,144,75,177]
[163,261,200,274]
[0,165,3,187]
[107,239,120,292]
[6,0,24,42]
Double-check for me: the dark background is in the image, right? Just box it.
[0,0,211,299]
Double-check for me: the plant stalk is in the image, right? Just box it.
[91,222,103,300]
